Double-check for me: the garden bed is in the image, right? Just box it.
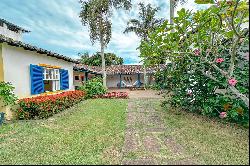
[16,90,85,119]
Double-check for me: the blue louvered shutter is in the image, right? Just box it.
[60,69,69,90]
[30,64,44,95]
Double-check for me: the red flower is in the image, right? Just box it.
[17,90,85,120]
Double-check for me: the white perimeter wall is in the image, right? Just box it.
[2,44,74,98]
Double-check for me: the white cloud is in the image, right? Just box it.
[0,0,210,64]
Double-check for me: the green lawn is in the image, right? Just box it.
[0,98,248,165]
[0,99,128,165]
[160,106,249,165]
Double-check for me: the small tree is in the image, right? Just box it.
[78,52,124,66]
[140,0,249,116]
[79,0,132,88]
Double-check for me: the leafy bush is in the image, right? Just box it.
[0,81,17,107]
[95,92,128,99]
[79,77,107,99]
[140,1,249,126]
[16,90,85,119]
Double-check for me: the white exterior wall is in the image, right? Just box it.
[0,23,22,41]
[107,74,145,88]
[2,44,74,98]
[73,71,84,87]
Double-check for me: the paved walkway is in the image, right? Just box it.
[120,91,198,165]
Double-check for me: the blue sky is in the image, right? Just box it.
[0,0,209,64]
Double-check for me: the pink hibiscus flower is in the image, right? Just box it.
[228,78,237,86]
[219,112,227,119]
[194,49,200,56]
[216,58,224,63]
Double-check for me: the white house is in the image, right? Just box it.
[0,18,76,98]
[0,18,76,119]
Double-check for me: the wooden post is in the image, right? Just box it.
[137,73,140,87]
[143,66,147,89]
[85,72,88,81]
[119,74,122,89]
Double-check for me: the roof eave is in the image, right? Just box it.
[0,35,77,63]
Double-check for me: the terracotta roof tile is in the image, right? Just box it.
[74,64,166,75]
[0,18,30,33]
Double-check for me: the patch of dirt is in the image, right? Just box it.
[164,136,184,155]
[126,112,149,126]
[148,115,164,126]
[144,127,167,133]
[122,158,157,165]
[143,135,161,153]
[102,146,122,165]
[127,102,136,112]
[123,129,140,152]
[164,158,199,165]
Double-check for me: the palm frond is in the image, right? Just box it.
[123,26,138,34]
[127,19,141,26]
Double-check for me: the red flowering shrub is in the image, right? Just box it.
[16,90,85,119]
[95,92,128,99]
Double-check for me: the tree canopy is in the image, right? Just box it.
[79,0,132,87]
[79,0,132,47]
[124,2,164,41]
[78,52,124,66]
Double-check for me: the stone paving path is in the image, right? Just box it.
[121,98,199,165]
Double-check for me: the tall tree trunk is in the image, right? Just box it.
[143,36,148,89]
[170,0,175,71]
[170,0,175,28]
[100,37,107,88]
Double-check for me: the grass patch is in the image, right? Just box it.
[124,98,249,164]
[160,107,249,165]
[0,99,128,165]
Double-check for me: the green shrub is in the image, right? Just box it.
[0,81,17,107]
[79,77,107,99]
[140,2,249,126]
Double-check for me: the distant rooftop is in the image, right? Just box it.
[0,18,30,33]
[74,64,166,75]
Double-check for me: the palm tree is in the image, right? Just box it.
[124,2,164,41]
[124,2,165,86]
[79,0,132,88]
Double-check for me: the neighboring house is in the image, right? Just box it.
[0,18,76,120]
[74,64,166,89]
[0,18,76,98]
